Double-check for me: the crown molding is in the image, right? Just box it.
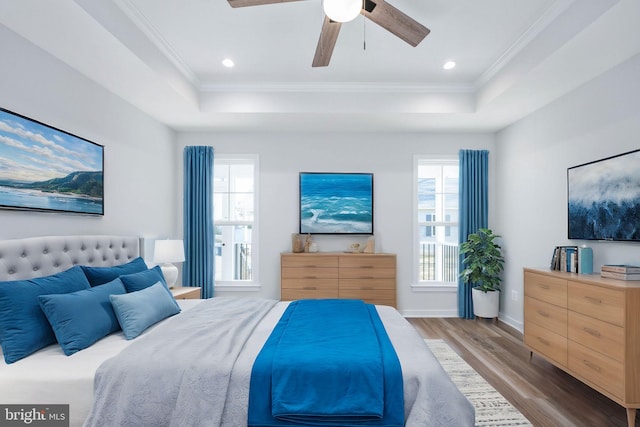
[114,0,201,88]
[474,0,575,89]
[199,81,476,94]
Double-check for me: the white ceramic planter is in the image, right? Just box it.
[472,288,500,319]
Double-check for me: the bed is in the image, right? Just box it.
[0,235,475,427]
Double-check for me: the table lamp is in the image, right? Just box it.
[153,239,185,288]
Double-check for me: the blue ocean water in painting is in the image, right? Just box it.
[568,151,640,241]
[300,174,373,234]
[0,186,102,214]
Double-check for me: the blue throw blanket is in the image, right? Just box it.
[248,299,404,427]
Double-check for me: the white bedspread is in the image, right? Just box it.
[0,299,474,427]
[0,300,201,427]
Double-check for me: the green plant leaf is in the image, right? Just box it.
[459,228,505,293]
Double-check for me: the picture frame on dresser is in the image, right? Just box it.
[0,107,104,215]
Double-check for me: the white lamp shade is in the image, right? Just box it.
[153,240,185,264]
[323,0,361,23]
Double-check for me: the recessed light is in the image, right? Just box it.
[222,58,235,68]
[443,61,456,70]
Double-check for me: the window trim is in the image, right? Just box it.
[412,154,459,289]
[214,153,260,288]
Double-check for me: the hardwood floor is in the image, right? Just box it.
[408,317,637,427]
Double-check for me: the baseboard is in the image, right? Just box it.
[401,308,459,318]
[497,311,523,333]
[401,309,524,334]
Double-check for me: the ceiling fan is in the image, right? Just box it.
[227,0,430,67]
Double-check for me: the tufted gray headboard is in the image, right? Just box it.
[0,235,141,282]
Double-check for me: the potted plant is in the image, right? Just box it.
[460,228,505,319]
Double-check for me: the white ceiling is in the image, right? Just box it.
[0,0,638,132]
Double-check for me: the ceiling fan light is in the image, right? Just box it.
[322,0,362,23]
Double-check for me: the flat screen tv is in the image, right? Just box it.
[568,149,640,241]
[0,107,104,215]
[299,172,373,235]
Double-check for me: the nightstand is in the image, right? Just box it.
[170,286,201,300]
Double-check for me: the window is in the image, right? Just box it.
[213,155,258,286]
[414,156,459,286]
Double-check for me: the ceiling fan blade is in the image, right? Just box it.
[227,0,302,8]
[361,0,430,47]
[312,16,342,67]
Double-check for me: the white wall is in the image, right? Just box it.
[0,24,177,244]
[177,132,495,315]
[495,53,640,330]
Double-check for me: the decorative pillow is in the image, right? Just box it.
[0,266,90,364]
[119,266,179,310]
[81,257,148,286]
[38,278,126,356]
[110,282,181,340]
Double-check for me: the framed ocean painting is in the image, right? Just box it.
[0,107,104,215]
[567,149,640,241]
[299,172,374,234]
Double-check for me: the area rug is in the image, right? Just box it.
[425,339,532,427]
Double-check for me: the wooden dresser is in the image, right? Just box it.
[281,253,396,307]
[524,268,640,427]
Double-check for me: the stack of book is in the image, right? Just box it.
[600,265,640,281]
[550,246,578,272]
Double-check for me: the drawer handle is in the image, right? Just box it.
[303,276,318,279]
[537,337,550,346]
[537,283,550,290]
[537,310,550,318]
[585,296,602,305]
[358,266,375,269]
[583,327,601,337]
[583,359,601,373]
[358,276,375,280]
[303,286,317,291]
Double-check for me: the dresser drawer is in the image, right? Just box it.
[525,321,567,366]
[281,278,339,290]
[568,311,624,362]
[524,296,567,337]
[281,267,339,279]
[339,289,396,306]
[339,278,395,290]
[281,288,339,301]
[339,255,395,269]
[568,282,624,326]
[340,268,396,280]
[569,341,624,400]
[524,272,567,307]
[281,255,339,268]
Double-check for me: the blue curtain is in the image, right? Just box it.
[183,146,215,299]
[458,149,489,318]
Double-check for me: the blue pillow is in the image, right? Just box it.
[110,282,181,339]
[38,278,126,356]
[81,257,148,286]
[0,266,90,364]
[120,266,177,304]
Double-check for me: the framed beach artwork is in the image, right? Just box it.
[299,172,374,235]
[568,149,640,241]
[0,107,104,215]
